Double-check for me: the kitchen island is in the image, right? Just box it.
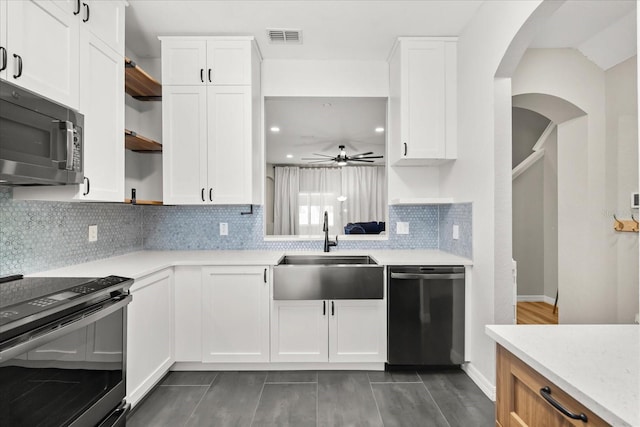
[486,324,639,427]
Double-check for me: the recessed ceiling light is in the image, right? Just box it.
[375,127,385,133]
[322,103,332,108]
[286,154,293,158]
[270,126,280,132]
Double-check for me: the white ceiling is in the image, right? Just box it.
[529,0,636,70]
[125,0,484,60]
[265,97,386,165]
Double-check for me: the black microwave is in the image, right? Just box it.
[0,80,83,186]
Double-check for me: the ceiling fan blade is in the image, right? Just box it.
[306,160,334,164]
[348,159,375,163]
[301,157,332,160]
[311,153,335,158]
[351,152,374,158]
[352,155,384,159]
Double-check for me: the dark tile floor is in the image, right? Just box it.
[128,369,494,427]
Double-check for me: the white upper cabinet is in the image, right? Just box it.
[161,38,251,86]
[161,36,261,205]
[389,37,457,165]
[3,0,79,108]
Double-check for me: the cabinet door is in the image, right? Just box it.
[79,29,124,201]
[127,270,174,407]
[207,40,251,85]
[271,300,328,363]
[6,0,79,108]
[401,40,446,160]
[329,300,387,363]
[174,266,202,362]
[202,266,270,363]
[161,40,206,85]
[162,85,208,204]
[207,85,252,204]
[82,0,125,55]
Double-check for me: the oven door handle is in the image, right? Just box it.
[0,294,131,361]
[390,273,465,280]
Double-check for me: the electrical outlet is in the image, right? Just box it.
[219,222,228,236]
[453,225,459,240]
[396,222,409,235]
[88,225,97,242]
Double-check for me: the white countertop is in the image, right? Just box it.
[28,249,472,279]
[486,324,639,427]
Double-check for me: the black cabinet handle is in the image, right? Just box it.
[539,387,588,422]
[323,301,326,316]
[201,188,205,202]
[73,0,81,15]
[200,68,204,83]
[13,54,22,79]
[403,142,407,156]
[263,268,267,283]
[331,301,335,316]
[82,2,89,22]
[208,68,212,82]
[0,47,6,72]
[209,188,213,202]
[83,177,90,196]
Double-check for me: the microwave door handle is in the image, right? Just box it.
[64,121,75,170]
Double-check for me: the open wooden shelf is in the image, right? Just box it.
[125,129,162,152]
[124,198,163,205]
[125,57,162,101]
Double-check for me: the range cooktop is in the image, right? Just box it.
[0,275,133,333]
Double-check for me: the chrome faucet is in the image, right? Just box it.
[323,211,338,252]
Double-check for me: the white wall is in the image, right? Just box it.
[512,48,617,324]
[606,56,639,323]
[543,129,558,301]
[439,0,543,398]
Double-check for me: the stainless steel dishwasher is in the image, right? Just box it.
[388,266,465,366]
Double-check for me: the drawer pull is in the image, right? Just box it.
[539,386,588,422]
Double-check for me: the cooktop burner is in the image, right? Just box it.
[0,275,132,331]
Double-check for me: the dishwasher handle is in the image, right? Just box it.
[390,272,465,280]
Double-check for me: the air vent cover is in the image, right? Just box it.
[267,28,302,44]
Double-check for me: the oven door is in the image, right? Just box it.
[0,295,131,427]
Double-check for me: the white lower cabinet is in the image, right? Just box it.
[127,269,174,407]
[201,266,270,363]
[174,266,203,361]
[271,299,387,363]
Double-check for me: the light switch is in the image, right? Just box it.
[220,222,228,236]
[453,225,459,240]
[88,225,97,242]
[396,222,409,235]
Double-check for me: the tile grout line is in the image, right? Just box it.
[367,373,386,426]
[181,372,219,427]
[264,381,318,384]
[248,373,268,427]
[418,374,452,427]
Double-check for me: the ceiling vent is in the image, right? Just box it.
[267,28,302,44]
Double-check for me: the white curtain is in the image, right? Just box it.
[298,167,343,235]
[273,166,299,235]
[341,166,386,224]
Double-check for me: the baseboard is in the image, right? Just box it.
[517,295,555,305]
[172,361,385,371]
[462,362,496,401]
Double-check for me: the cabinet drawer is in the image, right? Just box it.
[496,345,608,427]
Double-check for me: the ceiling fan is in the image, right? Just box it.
[301,145,383,166]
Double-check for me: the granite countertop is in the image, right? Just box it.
[486,324,639,427]
[27,250,472,279]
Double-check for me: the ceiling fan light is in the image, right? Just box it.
[375,127,385,133]
[337,160,347,166]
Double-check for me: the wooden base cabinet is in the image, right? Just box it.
[127,270,174,408]
[496,345,608,427]
[271,299,386,363]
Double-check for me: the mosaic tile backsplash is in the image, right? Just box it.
[1,186,472,275]
[1,188,143,275]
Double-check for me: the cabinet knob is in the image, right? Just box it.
[403,142,408,156]
[209,188,213,202]
[200,68,204,83]
[82,2,90,22]
[73,0,81,15]
[263,268,267,283]
[331,301,335,316]
[12,54,22,79]
[208,68,212,83]
[323,301,326,316]
[539,387,588,422]
[201,188,205,202]
[83,177,90,196]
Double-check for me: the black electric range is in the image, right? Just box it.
[0,274,133,344]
